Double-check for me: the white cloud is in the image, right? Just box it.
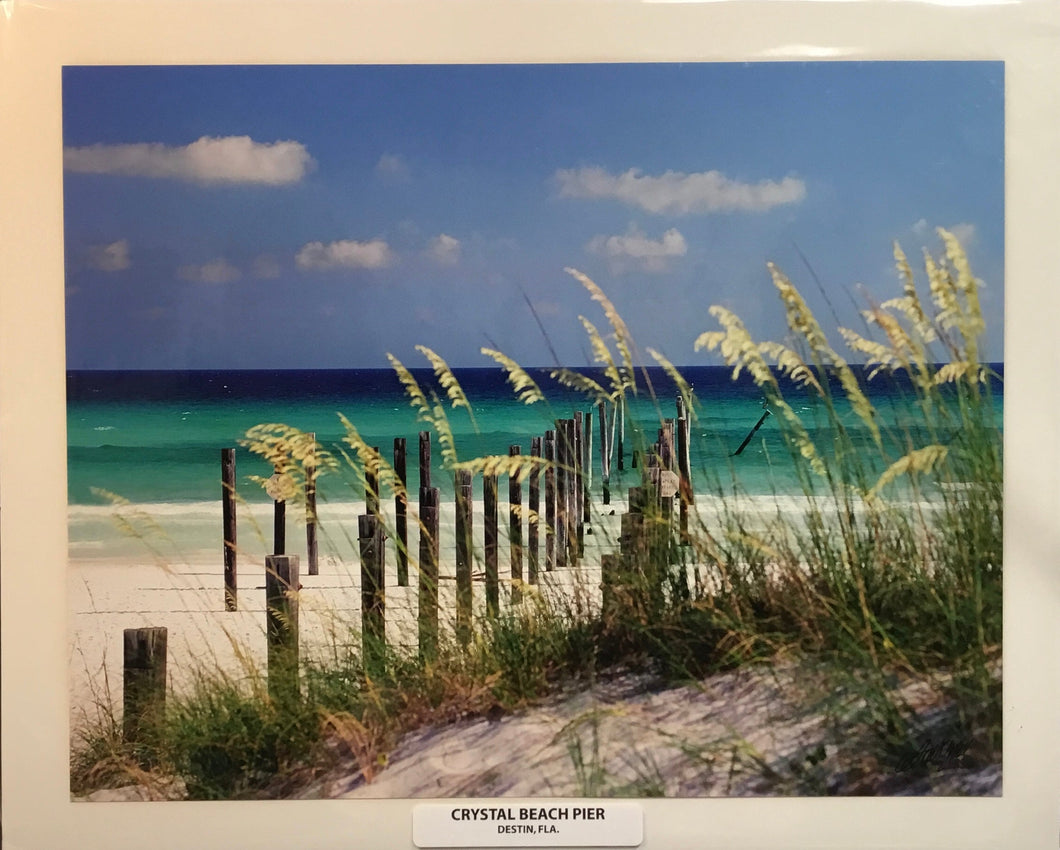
[426,234,461,266]
[586,225,688,274]
[64,136,315,185]
[912,219,976,247]
[295,239,394,271]
[177,258,242,284]
[948,222,977,247]
[555,166,806,215]
[252,255,281,279]
[85,239,130,272]
[555,164,801,214]
[375,153,411,181]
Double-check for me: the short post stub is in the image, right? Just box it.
[123,627,168,743]
[265,554,300,700]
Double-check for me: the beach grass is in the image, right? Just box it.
[70,230,1001,799]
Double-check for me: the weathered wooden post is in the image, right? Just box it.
[598,401,611,505]
[528,436,541,584]
[394,437,409,587]
[123,627,167,743]
[583,409,593,521]
[573,412,584,535]
[418,484,440,660]
[544,429,557,571]
[555,421,569,568]
[455,469,473,645]
[676,397,694,543]
[265,554,300,700]
[617,396,625,471]
[484,472,499,618]
[509,445,523,603]
[567,418,581,564]
[222,448,237,611]
[269,469,286,556]
[305,433,319,576]
[358,515,385,676]
[419,431,432,489]
[365,446,381,518]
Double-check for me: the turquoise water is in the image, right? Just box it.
[66,366,1003,506]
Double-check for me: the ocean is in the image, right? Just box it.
[66,365,1004,508]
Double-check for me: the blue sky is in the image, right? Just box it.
[62,62,1004,370]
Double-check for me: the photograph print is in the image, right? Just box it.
[64,61,1003,801]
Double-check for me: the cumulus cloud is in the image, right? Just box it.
[426,234,461,266]
[555,166,806,215]
[375,153,411,181]
[912,219,977,247]
[64,136,315,185]
[295,239,394,271]
[948,222,977,246]
[586,225,688,274]
[85,239,131,272]
[177,258,242,284]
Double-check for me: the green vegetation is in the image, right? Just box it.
[71,230,1001,799]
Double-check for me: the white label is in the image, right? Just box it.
[412,802,643,848]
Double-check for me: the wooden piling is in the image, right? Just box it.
[528,436,541,584]
[618,396,625,470]
[544,430,556,571]
[573,413,584,530]
[365,446,380,517]
[306,434,319,576]
[222,448,237,611]
[419,431,432,489]
[598,401,611,505]
[509,445,523,602]
[394,437,408,586]
[273,499,286,556]
[358,515,385,676]
[455,469,473,645]
[418,485,440,660]
[265,554,300,699]
[123,627,167,743]
[484,472,499,617]
[555,421,569,568]
[676,399,693,542]
[583,409,593,520]
[568,418,582,563]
